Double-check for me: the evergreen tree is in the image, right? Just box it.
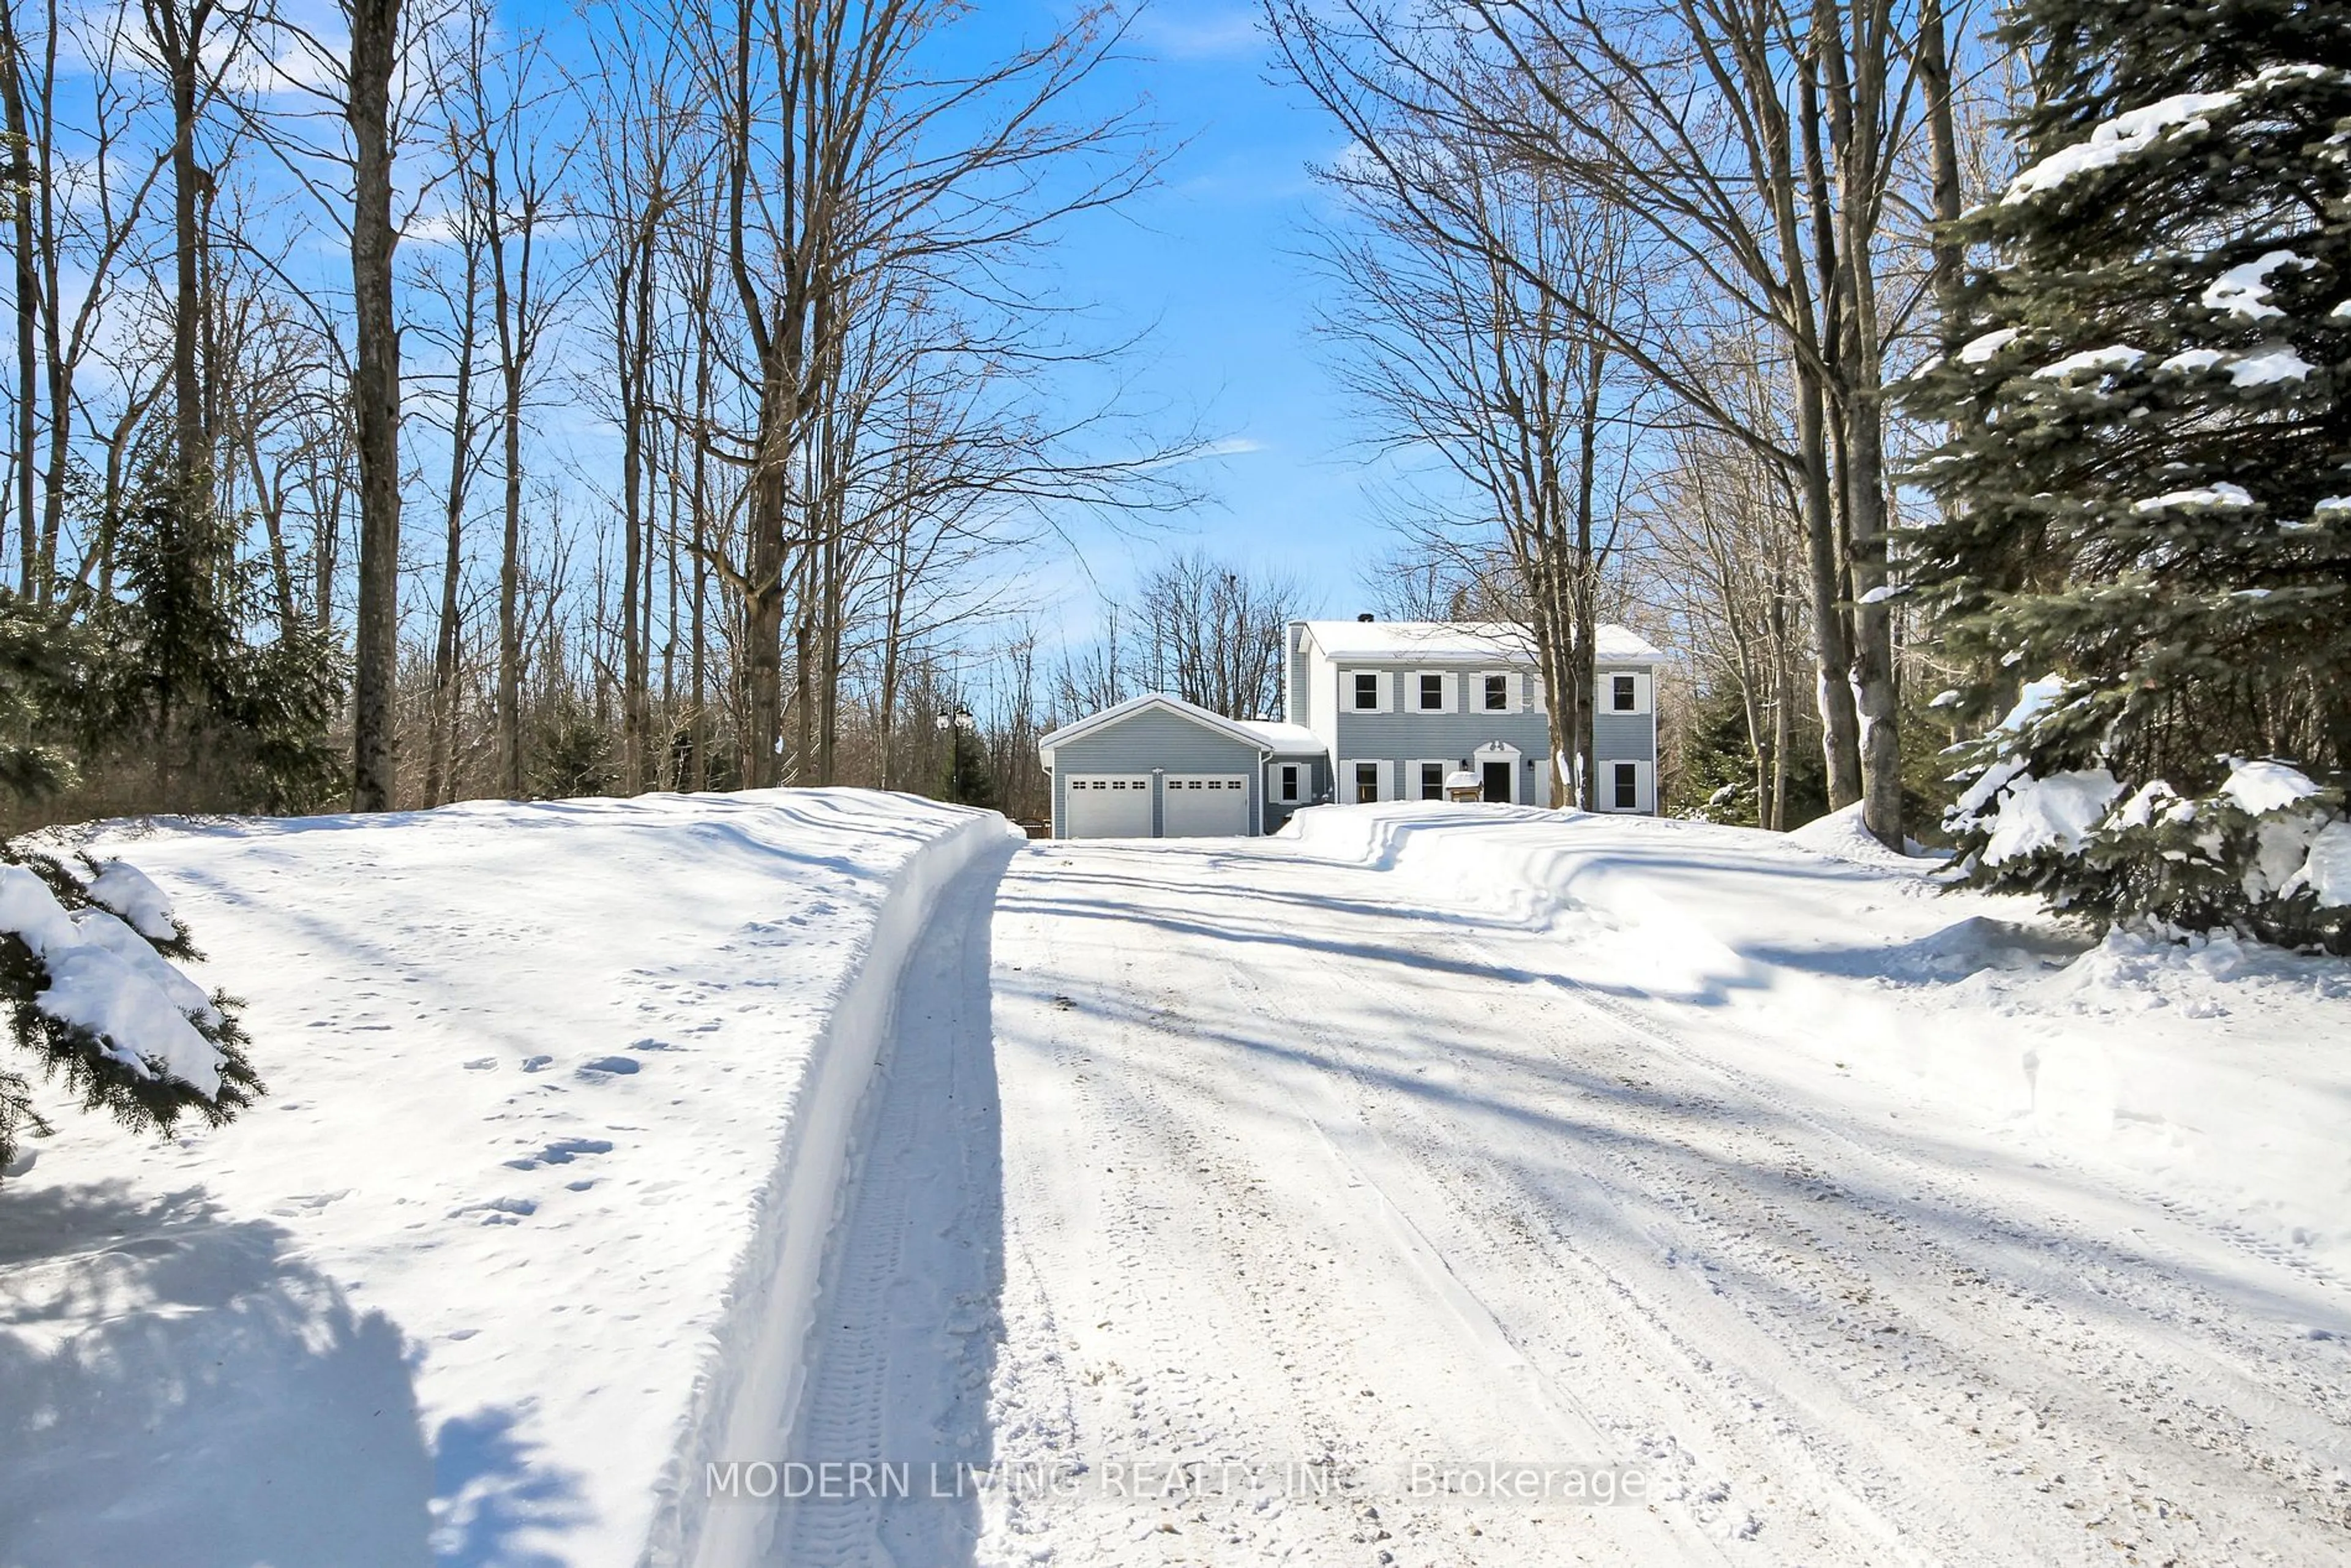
[1,619,264,1182]
[947,726,997,809]
[1905,0,2351,947]
[79,477,345,815]
[0,593,80,802]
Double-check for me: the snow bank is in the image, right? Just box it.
[1280,803,2351,1289]
[0,789,1019,1568]
[1784,800,1943,868]
[657,803,1018,1568]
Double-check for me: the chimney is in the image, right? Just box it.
[1357,612,1375,623]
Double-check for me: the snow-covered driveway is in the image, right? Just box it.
[795,810,2351,1567]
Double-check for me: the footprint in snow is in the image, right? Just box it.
[578,1055,642,1078]
[504,1138,615,1171]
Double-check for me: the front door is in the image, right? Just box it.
[1480,760,1512,803]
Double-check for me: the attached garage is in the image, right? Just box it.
[1162,775,1248,837]
[1064,775,1153,837]
[1039,694,1275,840]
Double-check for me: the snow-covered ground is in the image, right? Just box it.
[962,804,2351,1566]
[6,793,2350,1566]
[0,789,1016,1567]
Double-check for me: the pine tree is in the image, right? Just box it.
[947,726,997,809]
[1,584,264,1182]
[1905,0,2351,947]
[79,477,345,814]
[0,843,265,1182]
[0,592,79,801]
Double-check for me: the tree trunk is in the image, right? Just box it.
[1918,0,1966,329]
[490,190,525,798]
[0,5,36,595]
[1821,0,1903,846]
[743,448,787,788]
[34,0,63,601]
[347,0,403,812]
[427,244,480,808]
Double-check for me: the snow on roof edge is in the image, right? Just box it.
[1300,620,1664,663]
[1038,691,1281,754]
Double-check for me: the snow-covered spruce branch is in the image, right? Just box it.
[1942,678,2351,951]
[0,843,262,1182]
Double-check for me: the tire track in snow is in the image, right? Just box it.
[1376,873,2351,1564]
[983,833,2351,1567]
[758,846,1011,1568]
[1518,943,2351,1548]
[987,842,1724,1566]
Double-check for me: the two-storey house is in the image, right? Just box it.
[1037,617,1663,839]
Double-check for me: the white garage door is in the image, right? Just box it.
[1065,775,1152,838]
[1163,775,1248,838]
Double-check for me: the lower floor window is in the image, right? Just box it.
[1614,762,1638,809]
[1278,764,1300,801]
[1420,762,1444,800]
[1355,762,1379,804]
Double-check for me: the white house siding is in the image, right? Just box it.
[1049,708,1264,838]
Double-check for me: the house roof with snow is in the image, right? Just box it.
[1038,692,1281,757]
[1231,719,1323,754]
[1301,620,1665,664]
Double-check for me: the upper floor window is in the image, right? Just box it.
[1418,673,1444,710]
[1612,673,1638,712]
[1353,672,1379,710]
[1483,674,1509,711]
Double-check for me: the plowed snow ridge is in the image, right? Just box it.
[751,803,2351,1568]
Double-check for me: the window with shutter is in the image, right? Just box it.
[1483,673,1507,711]
[1613,674,1637,711]
[1354,672,1379,710]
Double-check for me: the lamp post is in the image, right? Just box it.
[934,706,975,800]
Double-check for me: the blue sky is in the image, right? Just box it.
[961,1,1392,628]
[489,0,1393,647]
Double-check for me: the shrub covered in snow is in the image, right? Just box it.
[0,841,262,1182]
[1944,682,2350,948]
[1903,0,2351,948]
